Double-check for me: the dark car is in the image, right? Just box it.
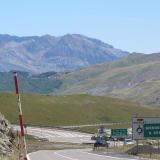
[94,140,108,148]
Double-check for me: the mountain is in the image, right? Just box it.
[1,53,160,106]
[54,53,160,106]
[0,34,129,73]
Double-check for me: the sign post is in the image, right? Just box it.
[13,72,27,160]
[132,117,160,140]
[132,117,160,156]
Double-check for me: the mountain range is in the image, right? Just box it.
[1,53,160,106]
[0,34,128,73]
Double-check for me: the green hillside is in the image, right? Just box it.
[1,53,160,106]
[0,71,62,93]
[1,93,160,126]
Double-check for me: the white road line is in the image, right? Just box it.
[80,151,137,160]
[55,152,79,160]
[26,154,31,160]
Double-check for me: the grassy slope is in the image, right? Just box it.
[1,53,160,106]
[1,93,160,126]
[55,54,160,106]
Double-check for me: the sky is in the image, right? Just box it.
[0,0,160,53]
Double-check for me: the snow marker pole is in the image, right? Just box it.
[13,72,27,160]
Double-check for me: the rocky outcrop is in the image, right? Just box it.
[0,113,15,155]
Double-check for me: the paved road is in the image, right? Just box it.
[13,125,93,144]
[60,122,131,129]
[27,149,138,160]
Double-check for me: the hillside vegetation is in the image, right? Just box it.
[55,53,160,106]
[1,93,160,126]
[0,71,62,93]
[1,53,160,106]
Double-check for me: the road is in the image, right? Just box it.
[27,149,138,160]
[13,125,93,143]
[60,122,131,129]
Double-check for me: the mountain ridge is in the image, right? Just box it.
[0,34,129,73]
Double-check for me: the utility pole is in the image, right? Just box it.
[13,72,28,160]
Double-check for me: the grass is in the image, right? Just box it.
[1,92,160,126]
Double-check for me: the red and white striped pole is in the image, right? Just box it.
[13,72,27,160]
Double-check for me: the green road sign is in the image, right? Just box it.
[144,123,160,138]
[111,128,128,137]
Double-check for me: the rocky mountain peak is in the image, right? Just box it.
[0,34,129,73]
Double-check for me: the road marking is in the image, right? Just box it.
[55,152,79,160]
[26,154,31,160]
[80,151,137,160]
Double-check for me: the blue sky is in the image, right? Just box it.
[0,0,160,53]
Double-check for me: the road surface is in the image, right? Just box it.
[13,125,93,143]
[60,122,131,129]
[27,149,138,160]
